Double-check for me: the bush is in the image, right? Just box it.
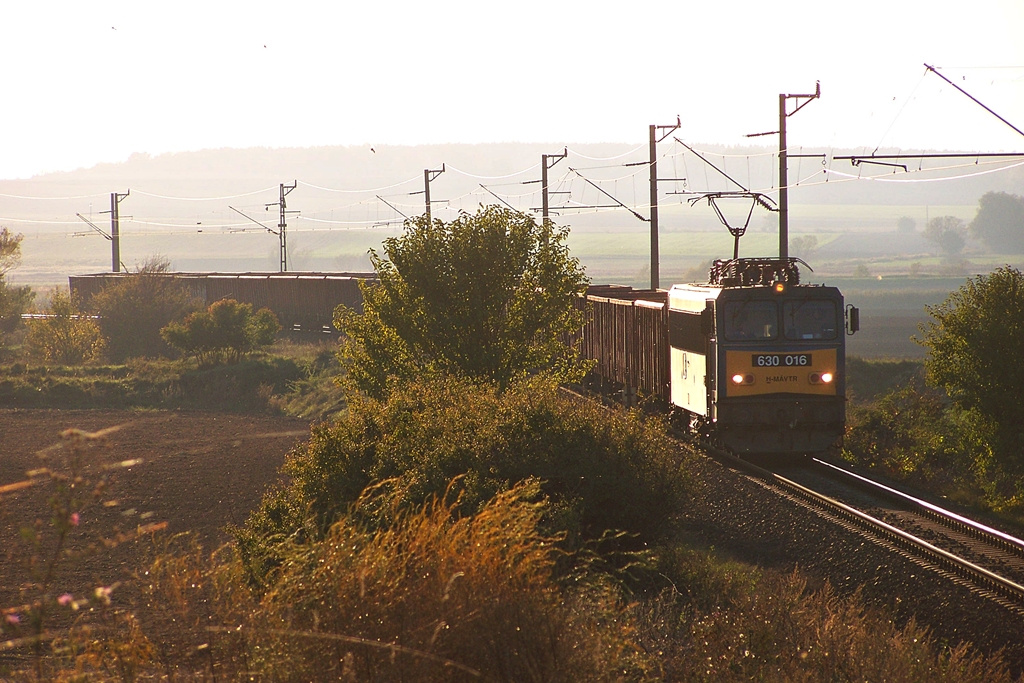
[24,289,105,364]
[243,480,646,681]
[162,299,281,365]
[236,375,693,588]
[88,257,199,361]
[0,226,33,347]
[839,381,1024,513]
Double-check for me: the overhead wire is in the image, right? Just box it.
[824,158,1024,183]
[296,175,422,194]
[565,143,646,161]
[0,191,110,201]
[445,162,540,180]
[132,186,279,201]
[871,71,928,154]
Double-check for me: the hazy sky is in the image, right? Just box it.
[4,0,1023,180]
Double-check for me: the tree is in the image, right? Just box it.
[335,206,589,396]
[161,298,281,365]
[24,289,104,364]
[896,216,916,234]
[789,235,818,261]
[968,191,1024,253]
[923,216,967,257]
[917,265,1024,469]
[0,227,33,344]
[88,257,199,361]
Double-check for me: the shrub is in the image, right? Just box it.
[162,298,281,365]
[87,257,199,361]
[236,375,692,588]
[0,226,33,347]
[244,480,647,681]
[24,289,105,364]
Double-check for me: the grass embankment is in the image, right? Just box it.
[0,339,347,418]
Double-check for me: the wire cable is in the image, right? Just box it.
[132,186,278,201]
[565,144,646,161]
[297,176,421,194]
[445,162,540,180]
[0,191,111,201]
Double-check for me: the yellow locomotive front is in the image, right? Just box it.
[669,258,856,456]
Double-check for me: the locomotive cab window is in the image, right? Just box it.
[783,300,838,340]
[723,301,777,341]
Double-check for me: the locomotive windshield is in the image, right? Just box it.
[783,300,838,340]
[723,301,778,341]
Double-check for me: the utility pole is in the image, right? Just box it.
[424,165,445,222]
[541,148,567,227]
[776,83,819,260]
[649,117,680,290]
[264,181,297,272]
[110,190,129,273]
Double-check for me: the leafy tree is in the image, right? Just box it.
[335,206,589,396]
[789,235,818,261]
[922,216,967,256]
[0,227,33,343]
[917,265,1024,470]
[896,215,916,234]
[968,191,1024,253]
[24,289,104,364]
[87,257,199,361]
[161,298,281,365]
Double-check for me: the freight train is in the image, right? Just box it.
[577,257,858,456]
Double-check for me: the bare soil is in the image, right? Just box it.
[0,409,310,608]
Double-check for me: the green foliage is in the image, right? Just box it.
[0,227,33,345]
[161,298,281,365]
[917,265,1024,471]
[237,375,691,588]
[24,289,105,364]
[0,356,303,412]
[845,356,925,404]
[335,206,589,397]
[923,215,967,256]
[843,381,975,479]
[789,234,818,261]
[896,215,917,234]
[840,380,1024,513]
[968,191,1024,253]
[87,257,199,361]
[265,344,349,420]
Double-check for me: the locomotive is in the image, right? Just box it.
[578,257,858,456]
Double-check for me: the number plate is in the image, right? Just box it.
[752,353,812,367]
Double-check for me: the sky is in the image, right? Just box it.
[3,0,1024,180]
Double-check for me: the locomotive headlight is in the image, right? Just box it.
[820,371,834,384]
[731,373,754,385]
[809,371,835,385]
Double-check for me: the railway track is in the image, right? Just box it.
[716,449,1024,614]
